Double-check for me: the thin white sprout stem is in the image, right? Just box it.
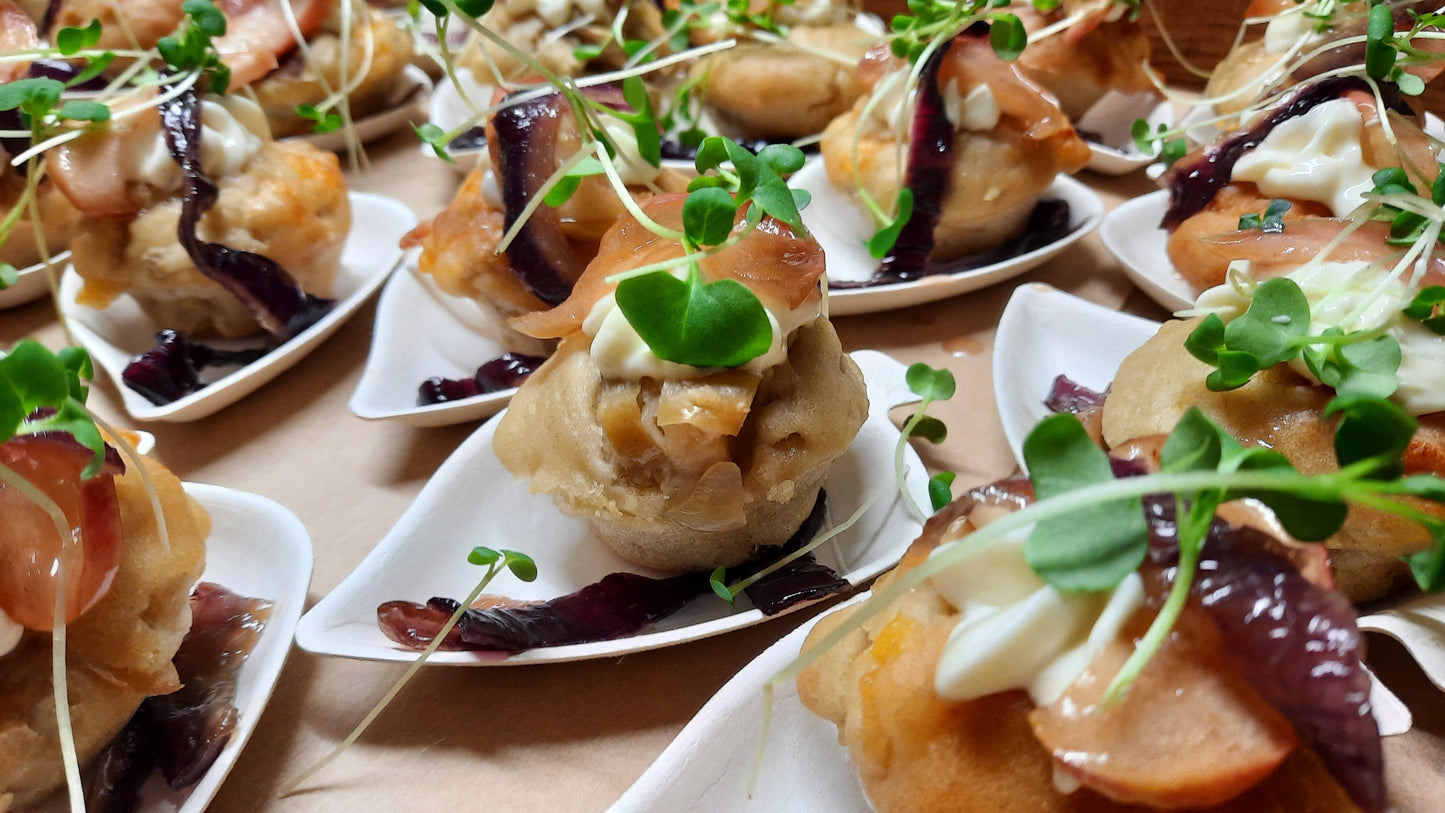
[0,463,84,813]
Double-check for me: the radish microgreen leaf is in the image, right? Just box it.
[989,14,1027,60]
[1403,285,1445,333]
[413,122,454,162]
[296,104,342,134]
[615,266,773,367]
[1186,277,1401,396]
[710,566,734,604]
[1023,413,1148,592]
[896,363,957,520]
[0,263,16,290]
[1237,199,1291,233]
[928,471,956,512]
[682,186,738,246]
[868,188,913,259]
[56,20,102,55]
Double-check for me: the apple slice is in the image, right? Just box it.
[1029,606,1298,809]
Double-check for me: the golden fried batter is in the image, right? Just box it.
[495,319,868,572]
[0,455,207,809]
[70,141,351,338]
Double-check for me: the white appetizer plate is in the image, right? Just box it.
[792,161,1105,316]
[36,484,312,813]
[1099,189,1198,312]
[991,284,1428,731]
[611,593,870,812]
[289,65,433,153]
[993,283,1158,471]
[1079,92,1173,176]
[298,350,930,664]
[0,252,69,310]
[349,262,544,426]
[60,192,416,422]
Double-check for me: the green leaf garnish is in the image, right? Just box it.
[0,263,16,290]
[896,363,957,522]
[1237,199,1291,233]
[1023,413,1148,592]
[906,362,956,401]
[928,471,956,512]
[56,20,103,55]
[413,122,454,162]
[57,100,110,123]
[502,550,538,581]
[0,342,104,477]
[467,546,500,566]
[1366,2,1397,81]
[1403,285,1445,334]
[614,266,773,368]
[908,415,947,444]
[296,104,343,134]
[988,13,1027,60]
[868,188,913,259]
[682,186,739,247]
[710,566,735,604]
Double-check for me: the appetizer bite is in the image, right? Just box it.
[1007,0,1154,121]
[0,2,82,276]
[494,184,869,572]
[1204,0,1445,118]
[55,92,350,339]
[793,398,1445,812]
[48,0,416,138]
[820,10,1090,284]
[401,80,691,403]
[453,0,668,82]
[0,343,269,810]
[1161,74,1440,292]
[686,0,882,142]
[3,3,361,404]
[249,3,416,137]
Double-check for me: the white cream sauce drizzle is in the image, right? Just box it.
[1231,98,1376,218]
[130,95,268,190]
[928,527,1145,707]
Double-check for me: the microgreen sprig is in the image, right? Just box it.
[1238,198,1292,233]
[1187,277,1402,397]
[767,397,1445,746]
[607,136,810,369]
[896,363,956,523]
[157,0,232,94]
[0,341,105,477]
[282,546,535,795]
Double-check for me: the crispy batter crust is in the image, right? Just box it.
[70,141,350,339]
[0,455,207,809]
[494,318,868,572]
[701,23,874,141]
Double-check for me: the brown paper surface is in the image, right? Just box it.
[3,129,1442,812]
